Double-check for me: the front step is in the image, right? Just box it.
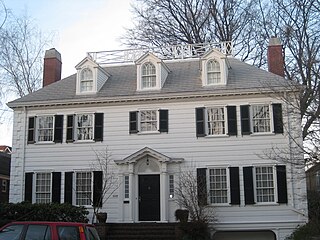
[95,223,177,240]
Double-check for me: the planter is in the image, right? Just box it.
[96,212,108,223]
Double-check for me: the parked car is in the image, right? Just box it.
[0,221,101,240]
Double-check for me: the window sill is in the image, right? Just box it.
[138,131,160,135]
[74,140,95,144]
[250,132,275,137]
[34,142,55,145]
[253,202,279,206]
[205,134,229,138]
[210,203,231,207]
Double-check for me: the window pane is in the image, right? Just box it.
[76,172,92,205]
[207,107,225,135]
[207,60,221,84]
[37,116,54,142]
[80,68,93,92]
[140,110,158,132]
[256,166,275,202]
[57,226,80,240]
[209,168,228,204]
[169,175,174,198]
[142,63,156,88]
[35,172,51,203]
[25,225,51,240]
[76,114,94,140]
[124,176,129,199]
[0,224,24,240]
[252,105,270,133]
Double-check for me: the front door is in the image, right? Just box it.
[138,174,160,221]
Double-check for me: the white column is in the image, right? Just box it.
[128,163,135,222]
[160,162,168,222]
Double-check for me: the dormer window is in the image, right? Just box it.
[142,62,156,89]
[207,59,221,84]
[80,68,93,92]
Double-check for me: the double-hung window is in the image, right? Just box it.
[142,62,156,89]
[129,109,168,134]
[76,114,94,140]
[240,103,283,135]
[255,166,275,203]
[75,172,92,206]
[28,115,63,144]
[80,68,93,92]
[252,105,271,133]
[209,168,228,204]
[207,59,221,85]
[207,107,225,135]
[35,172,51,204]
[37,116,54,142]
[196,106,237,137]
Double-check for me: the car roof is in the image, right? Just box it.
[6,221,94,227]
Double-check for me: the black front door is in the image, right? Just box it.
[138,174,160,221]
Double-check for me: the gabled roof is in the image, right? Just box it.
[114,147,184,165]
[7,57,297,108]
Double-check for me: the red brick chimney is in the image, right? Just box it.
[43,48,62,87]
[267,37,284,77]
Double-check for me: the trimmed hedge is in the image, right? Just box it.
[0,202,89,227]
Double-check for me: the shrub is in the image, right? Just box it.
[0,202,89,227]
[286,221,320,240]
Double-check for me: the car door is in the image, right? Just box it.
[23,224,51,240]
[0,224,25,240]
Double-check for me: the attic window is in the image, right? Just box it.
[207,59,221,84]
[142,62,156,89]
[80,68,93,92]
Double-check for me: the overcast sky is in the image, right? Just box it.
[0,0,134,146]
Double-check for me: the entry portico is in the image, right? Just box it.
[115,147,184,222]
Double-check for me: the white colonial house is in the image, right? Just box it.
[8,39,307,240]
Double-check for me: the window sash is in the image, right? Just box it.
[80,68,93,92]
[252,105,271,133]
[76,172,92,206]
[169,175,174,198]
[142,63,156,88]
[255,166,275,203]
[207,60,221,84]
[140,110,158,132]
[37,116,54,142]
[124,176,129,199]
[76,114,94,140]
[209,168,228,204]
[206,107,226,135]
[35,172,51,204]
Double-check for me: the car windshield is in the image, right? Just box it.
[0,224,24,240]
[85,226,101,240]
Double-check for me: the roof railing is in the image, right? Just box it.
[87,41,233,65]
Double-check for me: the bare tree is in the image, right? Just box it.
[0,12,52,99]
[90,148,119,223]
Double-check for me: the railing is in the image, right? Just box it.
[87,42,233,64]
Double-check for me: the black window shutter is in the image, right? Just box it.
[196,108,206,137]
[229,167,240,205]
[93,171,103,207]
[243,166,255,204]
[25,172,33,202]
[64,172,73,204]
[240,105,251,135]
[66,115,74,142]
[159,109,169,133]
[273,104,284,134]
[94,113,104,141]
[129,111,139,134]
[227,106,237,136]
[52,172,61,203]
[28,117,35,144]
[54,115,63,143]
[276,165,288,203]
[197,168,207,206]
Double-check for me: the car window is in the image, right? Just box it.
[24,224,51,240]
[0,224,24,240]
[57,226,80,240]
[85,226,101,240]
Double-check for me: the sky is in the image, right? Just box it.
[0,0,134,146]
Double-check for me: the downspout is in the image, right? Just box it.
[285,92,295,208]
[20,106,27,201]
